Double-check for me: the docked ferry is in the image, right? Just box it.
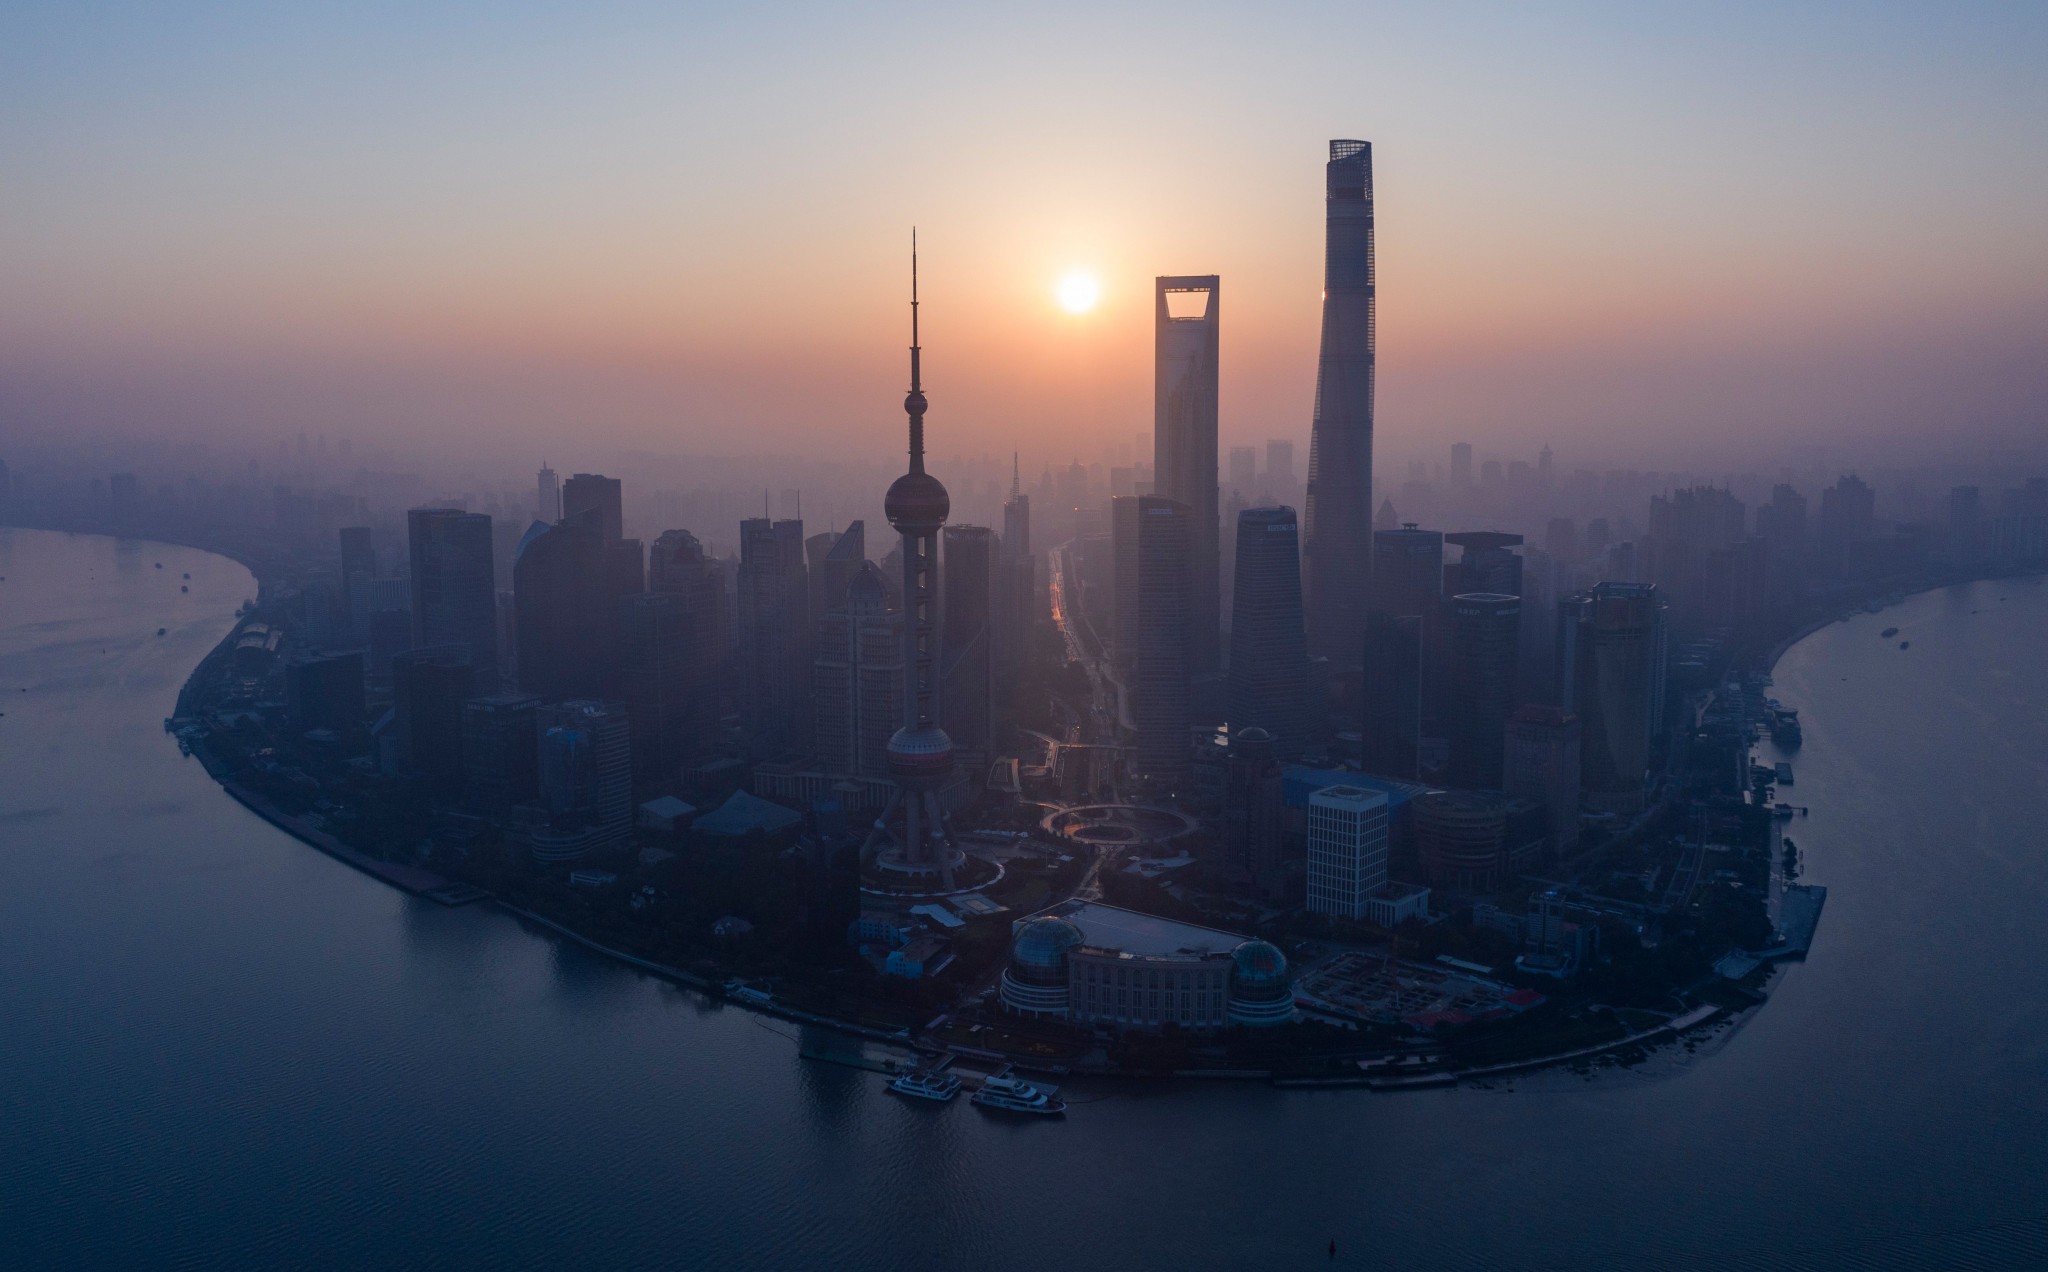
[971,1076,1066,1116]
[887,1070,962,1102]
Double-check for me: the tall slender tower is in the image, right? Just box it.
[1303,139,1376,668]
[865,234,963,885]
[1155,275,1221,674]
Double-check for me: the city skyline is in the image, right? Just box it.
[4,4,2046,469]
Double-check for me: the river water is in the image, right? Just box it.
[2,527,2045,1270]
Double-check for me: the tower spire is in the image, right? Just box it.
[1010,451,1021,498]
[905,229,927,474]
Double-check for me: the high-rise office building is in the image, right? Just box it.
[1227,507,1308,759]
[1265,440,1296,494]
[1228,447,1258,499]
[1504,704,1581,857]
[512,516,608,702]
[1154,275,1221,675]
[1216,727,1286,895]
[813,563,903,778]
[286,651,365,734]
[996,457,1036,687]
[1415,789,1510,892]
[536,700,632,853]
[1303,140,1377,668]
[1446,530,1523,597]
[1818,473,1875,543]
[463,692,542,810]
[1447,593,1520,789]
[1118,496,1194,786]
[811,522,866,622]
[648,528,727,752]
[562,473,624,543]
[1449,442,1474,490]
[536,463,560,523]
[1360,611,1422,778]
[406,508,498,687]
[1306,785,1389,920]
[737,516,809,757]
[619,592,694,795]
[1368,524,1445,735]
[941,524,994,766]
[1557,583,1668,815]
[391,645,473,796]
[861,240,962,884]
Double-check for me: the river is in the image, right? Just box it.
[2,527,2045,1270]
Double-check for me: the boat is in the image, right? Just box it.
[971,1075,1066,1116]
[1898,641,1910,650]
[888,1070,962,1102]
[1880,627,1898,638]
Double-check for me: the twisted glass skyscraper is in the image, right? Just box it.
[1303,139,1376,668]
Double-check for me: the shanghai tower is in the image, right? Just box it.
[1303,139,1376,668]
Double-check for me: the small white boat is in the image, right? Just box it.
[971,1075,1066,1116]
[887,1070,962,1102]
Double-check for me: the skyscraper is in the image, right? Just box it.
[406,508,498,687]
[1227,447,1258,499]
[1306,785,1389,920]
[1367,523,1444,739]
[562,473,624,543]
[1303,139,1377,667]
[1227,506,1308,760]
[391,645,472,795]
[463,692,542,810]
[1118,496,1193,786]
[513,515,608,702]
[1360,611,1422,778]
[619,592,694,795]
[996,455,1035,686]
[737,516,809,757]
[536,699,632,855]
[536,463,560,523]
[941,524,994,766]
[1557,583,1668,815]
[1446,530,1523,597]
[648,528,728,751]
[1154,274,1220,674]
[1216,727,1285,894]
[863,237,962,885]
[1504,704,1581,857]
[814,563,902,778]
[1447,592,1520,789]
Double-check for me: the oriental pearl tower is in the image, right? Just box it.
[865,233,965,887]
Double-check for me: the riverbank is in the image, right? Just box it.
[161,608,1770,1092]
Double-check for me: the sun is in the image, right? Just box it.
[1056,271,1101,314]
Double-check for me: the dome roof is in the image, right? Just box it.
[1230,940,1289,991]
[885,469,950,531]
[1010,916,1085,970]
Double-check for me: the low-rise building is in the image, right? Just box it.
[998,901,1293,1032]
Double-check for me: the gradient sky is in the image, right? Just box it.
[4,1,2046,472]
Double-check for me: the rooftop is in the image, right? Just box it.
[1029,900,1248,960]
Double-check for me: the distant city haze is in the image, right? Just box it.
[4,3,2046,469]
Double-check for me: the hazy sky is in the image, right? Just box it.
[4,2,2045,472]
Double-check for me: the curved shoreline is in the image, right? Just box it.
[160,542,2037,1094]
